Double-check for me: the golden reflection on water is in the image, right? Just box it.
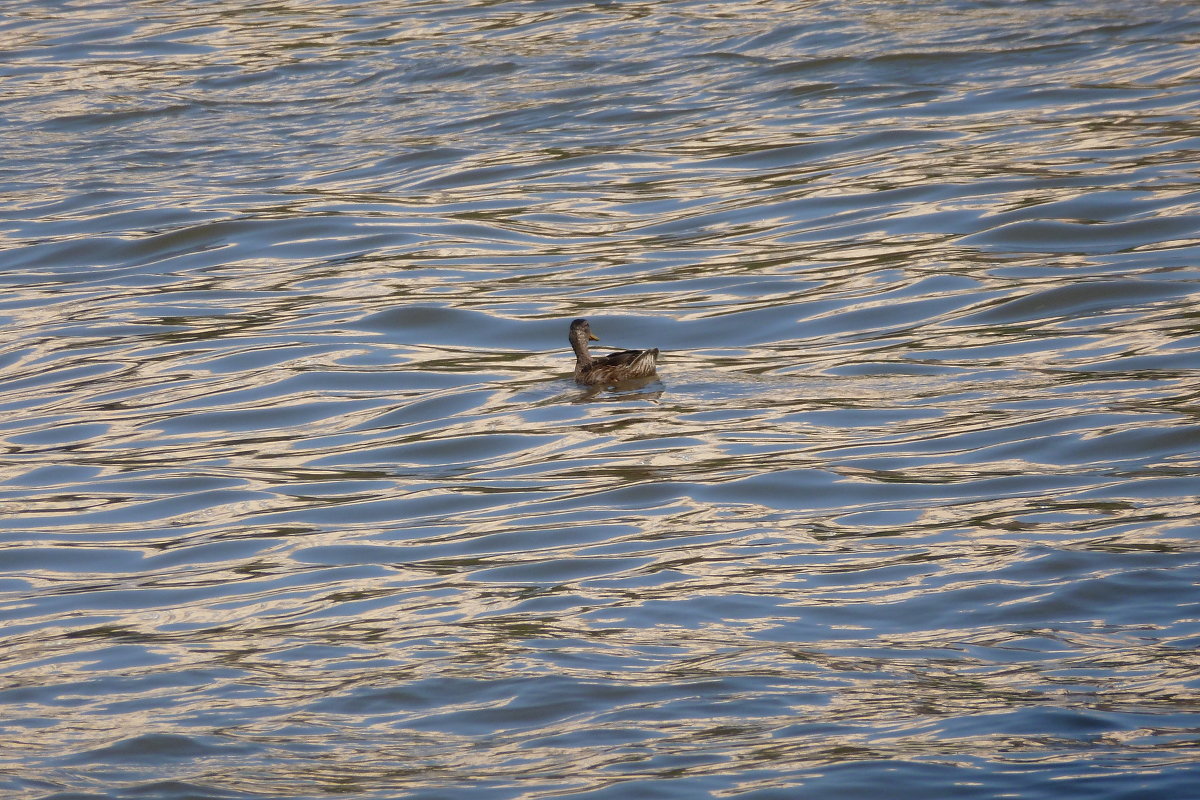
[2,0,1200,798]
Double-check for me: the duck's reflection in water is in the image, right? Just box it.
[571,375,663,403]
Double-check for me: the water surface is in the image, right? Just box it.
[2,1,1200,798]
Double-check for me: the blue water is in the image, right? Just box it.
[2,1,1200,798]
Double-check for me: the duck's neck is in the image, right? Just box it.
[570,332,593,366]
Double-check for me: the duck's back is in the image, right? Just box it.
[576,347,658,384]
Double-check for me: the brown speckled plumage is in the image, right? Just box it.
[569,318,658,385]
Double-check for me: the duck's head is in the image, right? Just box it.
[569,318,600,344]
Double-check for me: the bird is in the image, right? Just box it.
[568,318,659,385]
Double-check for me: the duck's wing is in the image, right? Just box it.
[594,348,659,368]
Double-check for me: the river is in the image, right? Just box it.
[2,1,1199,798]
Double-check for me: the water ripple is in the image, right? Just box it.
[2,1,1199,799]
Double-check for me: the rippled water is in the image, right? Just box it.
[3,1,1200,798]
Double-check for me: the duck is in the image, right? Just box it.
[568,318,659,385]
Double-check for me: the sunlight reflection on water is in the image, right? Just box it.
[2,1,1200,798]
